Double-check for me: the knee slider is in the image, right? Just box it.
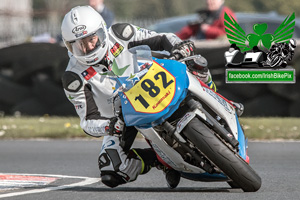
[98,150,127,188]
[101,171,126,188]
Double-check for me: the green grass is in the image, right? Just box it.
[0,116,299,140]
[0,116,87,139]
[239,117,300,140]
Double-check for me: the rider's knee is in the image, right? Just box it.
[98,151,127,188]
[100,171,126,188]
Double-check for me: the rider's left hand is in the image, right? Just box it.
[106,117,125,137]
[191,68,217,92]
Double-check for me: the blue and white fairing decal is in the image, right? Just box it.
[118,58,189,128]
[236,115,247,160]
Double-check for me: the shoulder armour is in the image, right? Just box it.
[62,71,83,93]
[111,23,134,41]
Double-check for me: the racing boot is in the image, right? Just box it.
[232,102,244,117]
[165,169,181,189]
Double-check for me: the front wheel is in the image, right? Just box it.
[183,118,261,192]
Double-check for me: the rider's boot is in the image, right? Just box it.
[232,102,244,117]
[165,169,181,189]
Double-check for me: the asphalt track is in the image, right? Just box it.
[0,140,300,200]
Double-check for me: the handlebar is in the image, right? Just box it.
[170,54,206,63]
[169,53,182,61]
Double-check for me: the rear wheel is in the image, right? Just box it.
[183,118,261,192]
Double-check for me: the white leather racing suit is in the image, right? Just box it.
[62,23,182,187]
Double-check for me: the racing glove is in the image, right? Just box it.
[171,40,195,60]
[105,117,125,136]
[192,69,216,91]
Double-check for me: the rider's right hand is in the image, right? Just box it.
[171,40,196,60]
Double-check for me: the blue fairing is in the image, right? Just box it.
[181,172,228,182]
[120,58,189,128]
[236,115,247,160]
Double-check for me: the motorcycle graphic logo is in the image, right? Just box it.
[224,12,297,83]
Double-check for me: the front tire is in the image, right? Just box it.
[183,118,261,192]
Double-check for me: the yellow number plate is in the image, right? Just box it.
[125,62,176,113]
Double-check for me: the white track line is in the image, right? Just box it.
[0,173,100,199]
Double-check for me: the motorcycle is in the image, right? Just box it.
[112,46,261,192]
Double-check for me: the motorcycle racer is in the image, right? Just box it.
[61,5,215,188]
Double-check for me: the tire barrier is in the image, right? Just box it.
[0,43,76,116]
[0,41,299,117]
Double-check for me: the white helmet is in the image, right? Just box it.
[61,6,109,65]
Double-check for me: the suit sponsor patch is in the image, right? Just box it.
[110,43,124,57]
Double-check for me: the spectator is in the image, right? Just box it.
[89,0,115,27]
[176,0,236,40]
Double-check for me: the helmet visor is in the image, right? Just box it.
[66,27,106,56]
